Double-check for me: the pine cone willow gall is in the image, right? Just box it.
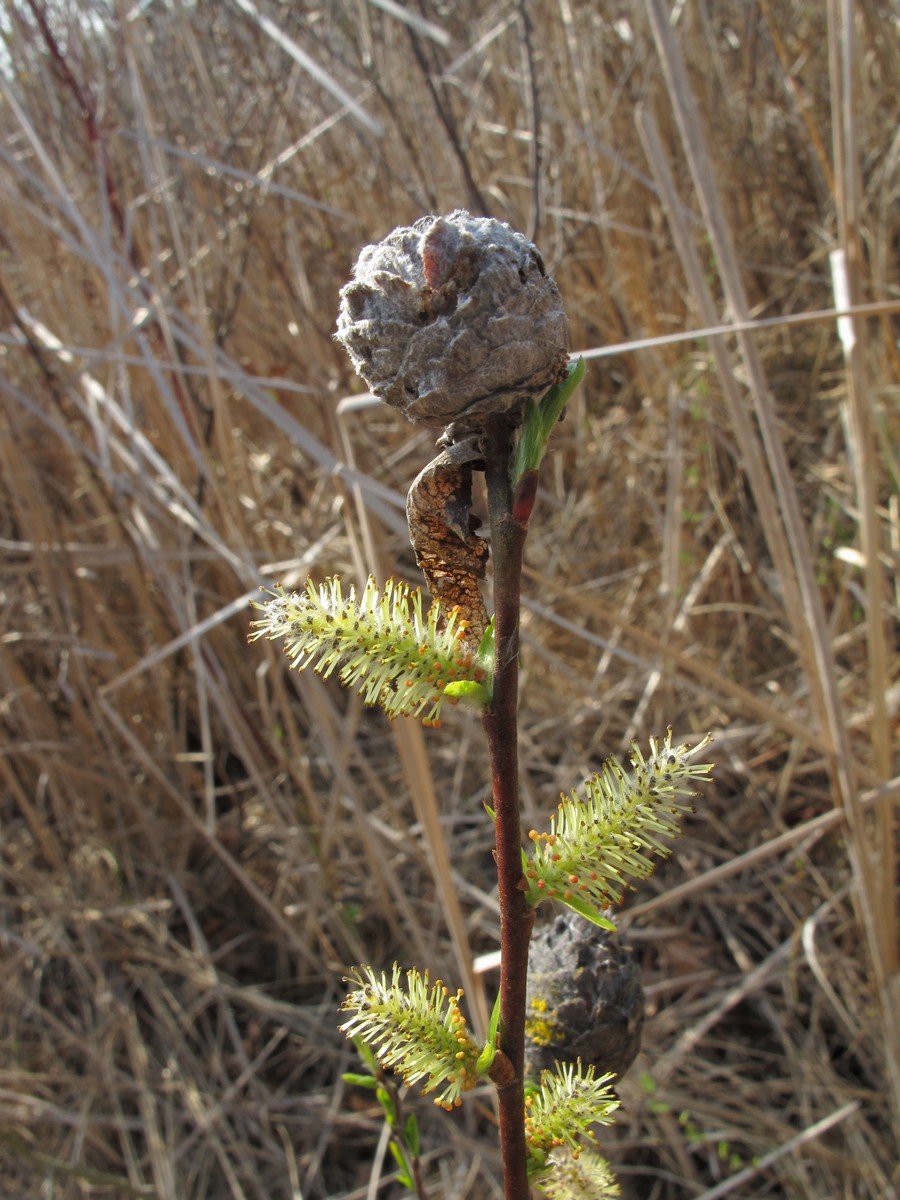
[335,210,570,438]
[525,911,645,1082]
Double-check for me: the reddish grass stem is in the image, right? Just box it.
[480,416,535,1200]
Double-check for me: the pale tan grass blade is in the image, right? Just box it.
[693,1101,859,1200]
[625,779,899,924]
[826,0,897,961]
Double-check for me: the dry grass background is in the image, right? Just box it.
[0,1,898,1197]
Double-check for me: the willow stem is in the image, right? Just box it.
[481,415,535,1200]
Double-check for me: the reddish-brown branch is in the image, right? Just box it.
[24,0,127,243]
[481,416,535,1200]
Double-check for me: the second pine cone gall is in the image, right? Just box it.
[525,910,645,1082]
[335,210,570,437]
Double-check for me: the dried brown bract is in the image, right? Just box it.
[406,439,490,643]
[336,210,569,439]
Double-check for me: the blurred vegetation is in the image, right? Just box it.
[0,2,897,1197]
